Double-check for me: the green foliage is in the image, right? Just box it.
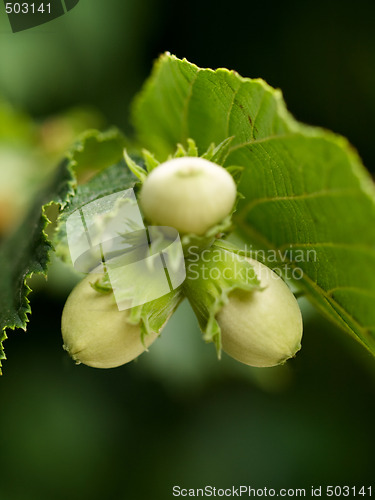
[0,159,75,374]
[183,243,260,353]
[0,97,35,145]
[66,128,126,172]
[132,53,296,159]
[2,53,375,372]
[54,160,137,261]
[0,129,127,373]
[133,53,375,356]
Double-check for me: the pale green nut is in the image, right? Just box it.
[61,274,158,368]
[140,157,237,235]
[217,259,303,367]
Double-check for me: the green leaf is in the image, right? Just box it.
[132,53,375,357]
[141,149,160,172]
[232,134,375,355]
[132,53,296,159]
[54,161,138,260]
[127,287,184,346]
[54,132,137,262]
[123,149,147,182]
[0,159,75,374]
[68,128,126,171]
[0,129,127,373]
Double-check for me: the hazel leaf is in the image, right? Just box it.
[0,129,127,373]
[0,158,75,374]
[132,52,375,357]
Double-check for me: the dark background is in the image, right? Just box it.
[0,1,374,499]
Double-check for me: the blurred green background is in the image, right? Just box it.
[1,1,375,499]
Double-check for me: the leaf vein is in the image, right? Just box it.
[236,219,375,350]
[239,189,361,220]
[225,83,242,138]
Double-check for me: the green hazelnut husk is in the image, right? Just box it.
[184,245,303,367]
[62,273,182,368]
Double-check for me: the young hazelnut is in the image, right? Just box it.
[217,259,303,367]
[140,157,236,235]
[61,274,158,368]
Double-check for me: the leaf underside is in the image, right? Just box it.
[132,53,375,356]
[54,159,138,262]
[0,129,128,373]
[0,158,75,373]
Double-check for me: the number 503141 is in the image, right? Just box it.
[326,486,372,497]
[5,3,51,14]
